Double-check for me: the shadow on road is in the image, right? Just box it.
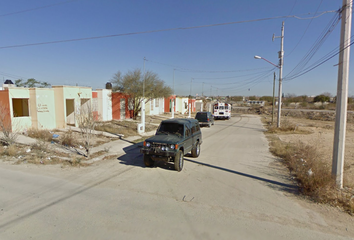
[117,142,145,167]
[185,158,298,194]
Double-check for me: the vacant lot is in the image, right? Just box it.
[267,115,354,188]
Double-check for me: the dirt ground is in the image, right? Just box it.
[0,114,172,166]
[267,116,354,188]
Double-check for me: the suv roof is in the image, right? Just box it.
[161,118,199,128]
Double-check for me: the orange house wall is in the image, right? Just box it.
[92,91,99,121]
[164,96,176,112]
[112,92,132,120]
[188,99,196,112]
[0,90,12,131]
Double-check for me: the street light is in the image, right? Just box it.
[254,55,280,68]
[254,55,282,128]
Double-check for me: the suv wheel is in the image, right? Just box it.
[144,154,154,167]
[191,142,200,158]
[174,150,184,172]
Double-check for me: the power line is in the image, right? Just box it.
[192,69,274,84]
[0,71,27,80]
[284,36,354,81]
[0,0,79,18]
[285,10,341,80]
[286,0,324,57]
[0,10,337,50]
[147,58,270,73]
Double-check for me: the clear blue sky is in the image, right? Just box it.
[0,0,350,97]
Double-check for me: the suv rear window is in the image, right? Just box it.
[157,123,184,136]
[196,112,207,117]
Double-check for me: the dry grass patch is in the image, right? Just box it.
[27,128,53,141]
[266,125,354,214]
[2,144,21,157]
[95,120,158,137]
[60,130,77,147]
[265,118,311,135]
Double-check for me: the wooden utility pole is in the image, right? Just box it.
[332,0,352,188]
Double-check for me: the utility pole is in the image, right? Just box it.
[190,78,193,98]
[332,0,352,188]
[141,57,146,133]
[202,82,204,97]
[189,78,193,118]
[273,21,284,128]
[272,72,276,124]
[171,69,175,119]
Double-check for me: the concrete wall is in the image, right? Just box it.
[195,100,203,112]
[112,92,132,120]
[148,98,164,115]
[53,86,92,128]
[188,99,196,112]
[8,87,32,131]
[164,95,176,113]
[93,89,112,121]
[0,90,12,131]
[29,88,57,129]
[176,97,188,114]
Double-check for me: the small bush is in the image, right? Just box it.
[31,139,48,152]
[61,130,77,147]
[27,128,53,141]
[3,144,19,156]
[267,119,297,133]
[300,102,308,108]
[284,142,333,194]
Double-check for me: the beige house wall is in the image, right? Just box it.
[176,97,188,114]
[53,86,92,128]
[29,88,57,129]
[96,89,112,121]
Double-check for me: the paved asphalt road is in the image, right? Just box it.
[0,115,353,240]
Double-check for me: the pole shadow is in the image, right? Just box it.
[185,158,298,194]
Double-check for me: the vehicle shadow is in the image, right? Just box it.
[184,158,298,194]
[117,141,176,171]
[117,142,145,168]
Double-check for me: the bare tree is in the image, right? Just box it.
[76,102,96,157]
[111,68,172,119]
[0,104,18,145]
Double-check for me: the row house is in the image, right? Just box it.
[0,80,200,133]
[0,85,93,132]
[146,98,165,116]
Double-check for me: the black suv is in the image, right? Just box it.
[195,111,214,127]
[140,118,202,172]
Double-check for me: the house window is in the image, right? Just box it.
[151,99,154,111]
[155,99,159,107]
[12,98,29,117]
